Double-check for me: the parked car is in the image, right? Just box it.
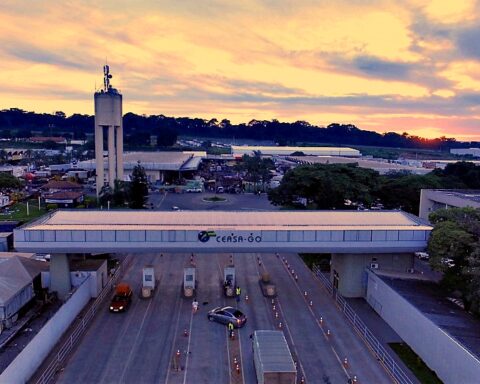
[171,206,180,211]
[207,306,246,328]
[441,258,455,268]
[415,252,430,261]
[33,253,51,262]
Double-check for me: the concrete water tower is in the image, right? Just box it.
[94,65,123,196]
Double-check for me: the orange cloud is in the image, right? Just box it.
[0,1,479,140]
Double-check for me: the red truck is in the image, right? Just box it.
[109,283,133,313]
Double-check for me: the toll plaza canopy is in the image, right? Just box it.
[14,210,432,254]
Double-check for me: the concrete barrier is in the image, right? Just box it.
[0,277,91,384]
[366,270,480,384]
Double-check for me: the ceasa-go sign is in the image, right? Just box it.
[197,231,262,244]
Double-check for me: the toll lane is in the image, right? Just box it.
[55,253,394,384]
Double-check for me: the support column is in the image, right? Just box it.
[50,254,71,301]
[331,253,369,298]
[95,125,104,197]
[116,124,123,182]
[108,125,116,188]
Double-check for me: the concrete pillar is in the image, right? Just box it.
[50,254,71,300]
[116,124,123,182]
[95,125,104,197]
[331,252,415,298]
[108,125,116,187]
[331,253,368,298]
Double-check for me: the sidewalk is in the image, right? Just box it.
[345,297,420,384]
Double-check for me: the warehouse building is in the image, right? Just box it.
[419,189,480,221]
[231,145,361,157]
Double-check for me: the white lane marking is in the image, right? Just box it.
[98,259,145,384]
[274,299,309,383]
[118,297,155,383]
[182,309,194,384]
[157,191,168,209]
[165,281,186,383]
[280,256,352,379]
[226,328,232,384]
[255,253,308,383]
[238,324,246,384]
[216,254,233,384]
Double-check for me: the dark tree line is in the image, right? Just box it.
[1,108,477,150]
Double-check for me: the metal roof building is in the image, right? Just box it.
[288,155,431,175]
[419,189,480,221]
[77,151,205,182]
[232,146,360,157]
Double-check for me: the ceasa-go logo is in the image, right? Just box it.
[198,230,216,243]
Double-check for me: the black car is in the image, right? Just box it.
[207,306,247,328]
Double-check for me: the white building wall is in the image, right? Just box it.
[366,271,480,384]
[451,148,480,157]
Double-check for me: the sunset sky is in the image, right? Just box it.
[1,1,480,141]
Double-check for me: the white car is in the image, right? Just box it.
[441,258,455,268]
[415,252,430,261]
[33,253,51,262]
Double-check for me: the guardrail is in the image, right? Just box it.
[34,255,132,384]
[312,265,414,384]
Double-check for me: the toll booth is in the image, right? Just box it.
[223,266,236,297]
[142,265,155,298]
[183,267,196,297]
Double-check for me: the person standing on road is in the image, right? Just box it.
[236,286,241,302]
[192,298,199,313]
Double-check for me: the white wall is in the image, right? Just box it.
[0,277,91,384]
[366,271,480,384]
[42,261,107,298]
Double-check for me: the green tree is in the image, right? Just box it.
[375,173,442,213]
[128,163,148,209]
[0,173,24,189]
[112,180,127,207]
[98,185,113,207]
[428,207,480,311]
[268,163,379,209]
[465,247,480,313]
[236,153,275,191]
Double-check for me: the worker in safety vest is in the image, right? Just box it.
[228,322,234,331]
[235,286,241,302]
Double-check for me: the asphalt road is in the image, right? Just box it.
[148,191,278,211]
[56,253,392,384]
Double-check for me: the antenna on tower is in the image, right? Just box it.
[103,65,113,92]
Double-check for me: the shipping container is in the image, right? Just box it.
[253,330,296,384]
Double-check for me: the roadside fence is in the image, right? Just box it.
[34,255,133,384]
[312,265,414,384]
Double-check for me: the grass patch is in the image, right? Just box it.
[0,199,47,223]
[389,343,443,384]
[203,196,227,202]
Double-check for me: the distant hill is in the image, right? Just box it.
[0,108,476,150]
